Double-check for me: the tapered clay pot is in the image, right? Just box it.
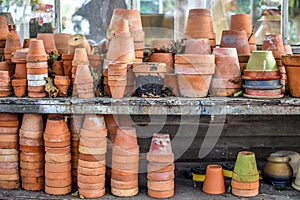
[26,39,48,62]
[220,30,250,56]
[148,53,174,73]
[262,34,286,59]
[14,63,27,79]
[232,151,259,183]
[184,38,211,54]
[0,61,9,71]
[12,79,26,97]
[54,76,70,97]
[4,24,21,60]
[106,33,135,62]
[210,48,241,96]
[202,165,225,194]
[37,33,58,54]
[52,61,64,76]
[72,48,89,67]
[21,114,43,131]
[109,9,142,32]
[0,16,9,41]
[114,127,138,149]
[74,64,93,84]
[263,153,292,186]
[68,34,92,55]
[54,33,71,54]
[282,55,300,97]
[175,54,215,97]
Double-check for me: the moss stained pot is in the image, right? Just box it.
[133,62,167,97]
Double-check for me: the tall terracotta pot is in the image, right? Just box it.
[37,33,58,54]
[220,30,250,56]
[282,55,300,97]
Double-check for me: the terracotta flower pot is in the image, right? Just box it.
[11,48,28,64]
[26,39,48,62]
[0,61,9,71]
[54,33,71,54]
[262,34,286,59]
[202,164,225,194]
[232,151,259,183]
[109,8,142,32]
[61,54,74,79]
[4,24,21,60]
[54,75,70,97]
[72,48,89,67]
[282,55,300,97]
[114,127,138,149]
[106,33,135,62]
[184,9,214,38]
[148,53,174,73]
[12,79,26,97]
[37,33,58,54]
[220,30,250,56]
[68,34,92,55]
[263,152,292,186]
[0,16,9,41]
[21,114,43,131]
[52,61,64,76]
[184,38,211,54]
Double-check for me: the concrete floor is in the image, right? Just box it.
[0,171,299,200]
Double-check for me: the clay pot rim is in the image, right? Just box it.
[267,153,290,163]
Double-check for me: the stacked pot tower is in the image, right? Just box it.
[19,114,44,191]
[0,113,20,189]
[0,16,9,59]
[44,116,72,195]
[111,127,139,197]
[147,133,175,198]
[26,39,49,98]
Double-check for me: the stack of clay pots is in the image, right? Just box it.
[133,62,167,97]
[184,9,216,50]
[262,34,287,93]
[242,51,283,98]
[231,151,259,197]
[74,64,94,98]
[108,8,144,61]
[11,48,28,97]
[0,16,9,58]
[202,164,225,195]
[230,14,257,52]
[220,29,251,73]
[19,114,44,191]
[72,48,90,97]
[44,116,72,195]
[37,33,58,55]
[175,54,215,97]
[0,70,11,97]
[77,114,107,198]
[61,54,74,79]
[4,24,21,62]
[68,34,93,55]
[0,113,20,189]
[111,127,139,197]
[147,133,175,198]
[54,33,71,55]
[263,152,292,186]
[68,115,84,189]
[54,75,70,97]
[108,62,128,98]
[210,48,242,96]
[26,39,49,98]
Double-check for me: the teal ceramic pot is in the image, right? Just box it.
[246,51,277,71]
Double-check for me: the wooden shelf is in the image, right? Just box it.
[1,97,300,115]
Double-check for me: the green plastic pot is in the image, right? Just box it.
[232,151,259,182]
[246,51,277,71]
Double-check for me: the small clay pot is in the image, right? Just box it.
[37,33,58,54]
[114,127,138,149]
[109,8,142,32]
[202,164,225,194]
[0,62,9,71]
[52,61,64,76]
[220,30,251,56]
[45,116,69,135]
[262,34,286,59]
[54,33,71,54]
[26,39,48,62]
